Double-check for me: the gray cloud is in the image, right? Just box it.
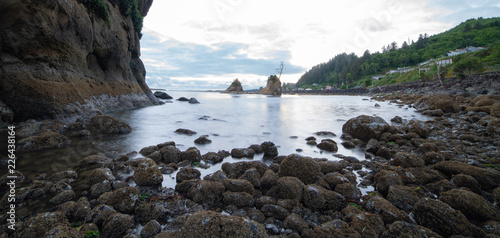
[141,29,305,89]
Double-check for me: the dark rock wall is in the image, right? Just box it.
[0,0,158,122]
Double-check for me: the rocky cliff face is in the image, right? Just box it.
[260,75,282,96]
[0,0,157,122]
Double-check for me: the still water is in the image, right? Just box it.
[2,92,429,189]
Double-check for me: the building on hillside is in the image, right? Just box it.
[436,58,453,67]
[325,86,332,90]
[447,46,486,56]
[372,75,385,81]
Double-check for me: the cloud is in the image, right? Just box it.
[141,28,306,89]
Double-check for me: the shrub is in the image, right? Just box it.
[82,0,110,21]
[119,0,144,37]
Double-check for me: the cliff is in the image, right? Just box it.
[223,78,244,94]
[0,0,158,122]
[260,75,282,96]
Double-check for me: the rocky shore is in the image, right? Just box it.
[1,93,500,237]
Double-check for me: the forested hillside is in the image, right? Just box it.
[296,17,500,89]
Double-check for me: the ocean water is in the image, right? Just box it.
[2,92,429,189]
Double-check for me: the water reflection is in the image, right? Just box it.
[1,92,429,179]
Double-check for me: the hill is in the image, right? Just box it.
[296,17,500,89]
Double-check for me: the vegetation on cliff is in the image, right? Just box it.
[260,75,282,96]
[297,17,500,89]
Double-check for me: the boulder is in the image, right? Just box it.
[431,161,500,191]
[407,120,431,138]
[139,145,158,156]
[342,115,389,141]
[90,180,112,198]
[160,145,181,163]
[56,200,91,224]
[350,212,385,238]
[317,161,343,174]
[334,183,361,201]
[176,167,201,183]
[102,213,134,238]
[97,187,140,214]
[189,97,200,104]
[17,212,69,238]
[284,213,309,233]
[221,161,267,179]
[223,191,254,208]
[175,128,197,135]
[135,202,162,225]
[239,168,261,188]
[194,136,212,144]
[231,148,255,158]
[303,184,345,212]
[133,158,163,186]
[153,91,173,99]
[178,97,190,101]
[140,220,162,238]
[202,152,223,164]
[261,204,290,220]
[178,211,268,237]
[88,115,132,134]
[439,189,500,222]
[391,152,425,168]
[266,177,304,200]
[312,219,360,237]
[374,170,402,195]
[222,179,255,194]
[261,141,279,157]
[180,147,202,162]
[382,221,443,238]
[387,185,420,211]
[50,189,76,205]
[316,139,338,152]
[85,204,117,228]
[450,174,481,194]
[260,169,279,189]
[414,198,485,237]
[17,119,68,138]
[362,196,411,224]
[422,109,444,117]
[187,180,225,206]
[414,95,461,113]
[278,154,321,184]
[323,173,352,190]
[18,131,71,152]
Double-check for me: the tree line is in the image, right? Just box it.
[297,17,500,88]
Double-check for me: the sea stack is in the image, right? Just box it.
[260,75,282,96]
[223,78,244,94]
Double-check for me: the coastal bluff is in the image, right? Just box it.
[0,0,157,122]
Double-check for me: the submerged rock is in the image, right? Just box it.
[88,115,132,134]
[189,97,200,104]
[18,131,71,152]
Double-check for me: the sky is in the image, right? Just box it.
[141,0,500,90]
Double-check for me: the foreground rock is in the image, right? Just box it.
[342,115,389,141]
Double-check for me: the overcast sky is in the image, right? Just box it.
[141,0,500,90]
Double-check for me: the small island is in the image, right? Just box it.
[222,78,244,94]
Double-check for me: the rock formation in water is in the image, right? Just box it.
[0,0,157,122]
[260,75,282,96]
[223,78,244,94]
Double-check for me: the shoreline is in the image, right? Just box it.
[1,92,500,237]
